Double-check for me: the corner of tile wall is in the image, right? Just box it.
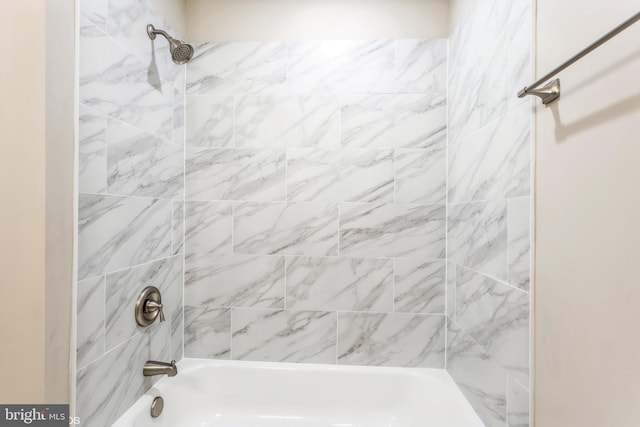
[77,0,186,424]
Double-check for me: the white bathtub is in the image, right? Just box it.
[112,359,484,427]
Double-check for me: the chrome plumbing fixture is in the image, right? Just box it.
[143,360,178,378]
[147,24,194,64]
[135,286,165,327]
[150,396,164,418]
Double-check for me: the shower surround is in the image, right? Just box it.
[76,0,185,425]
[182,39,449,366]
[74,0,532,426]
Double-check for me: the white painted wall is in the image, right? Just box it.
[151,0,187,37]
[184,0,449,41]
[534,1,640,426]
[0,0,47,403]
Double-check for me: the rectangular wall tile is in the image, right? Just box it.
[185,254,285,308]
[80,0,107,30]
[235,95,340,148]
[185,148,286,201]
[104,256,183,351]
[447,321,507,427]
[173,88,185,146]
[286,257,393,312]
[78,194,172,280]
[171,200,184,255]
[234,202,339,256]
[448,200,508,280]
[340,203,445,258]
[185,95,234,148]
[79,104,107,194]
[508,197,531,291]
[184,306,231,359]
[395,39,447,94]
[338,312,445,368]
[455,267,529,385]
[187,42,287,95]
[77,332,161,427]
[184,201,233,256]
[77,276,105,369]
[341,94,446,149]
[394,259,445,314]
[508,376,530,427]
[448,102,531,203]
[395,147,446,204]
[447,261,457,319]
[107,118,183,199]
[288,40,394,94]
[79,18,173,141]
[170,302,184,361]
[232,309,336,363]
[287,149,394,203]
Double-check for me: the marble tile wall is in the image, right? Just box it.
[183,38,449,369]
[76,0,185,425]
[446,0,532,426]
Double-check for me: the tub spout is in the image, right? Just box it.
[143,360,177,377]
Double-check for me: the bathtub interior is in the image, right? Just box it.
[113,359,485,427]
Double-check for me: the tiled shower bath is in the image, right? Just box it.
[75,0,531,426]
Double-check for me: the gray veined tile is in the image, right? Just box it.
[171,200,184,255]
[395,147,446,204]
[341,94,446,149]
[107,118,184,199]
[104,256,183,352]
[173,88,185,146]
[338,149,395,203]
[395,39,448,94]
[446,321,507,427]
[286,149,340,202]
[507,0,533,108]
[447,261,457,319]
[448,102,531,203]
[170,299,184,362]
[287,40,394,94]
[185,95,234,148]
[78,194,172,280]
[447,200,508,280]
[508,376,530,427]
[80,0,107,30]
[447,0,510,142]
[76,332,157,427]
[80,18,174,141]
[186,42,288,95]
[338,312,445,368]
[235,95,340,148]
[394,259,446,314]
[185,254,285,309]
[185,148,286,202]
[77,276,105,370]
[184,201,233,256]
[286,257,393,312]
[455,266,529,385]
[184,306,231,359]
[234,202,339,256]
[340,203,446,259]
[231,309,336,363]
[286,149,394,203]
[508,197,531,291]
[79,104,107,194]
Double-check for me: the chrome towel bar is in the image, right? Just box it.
[518,11,640,105]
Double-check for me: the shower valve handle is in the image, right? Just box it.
[145,300,165,322]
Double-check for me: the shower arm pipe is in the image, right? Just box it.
[518,10,640,105]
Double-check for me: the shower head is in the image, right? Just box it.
[147,24,194,65]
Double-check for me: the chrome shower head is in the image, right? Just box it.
[147,24,194,65]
